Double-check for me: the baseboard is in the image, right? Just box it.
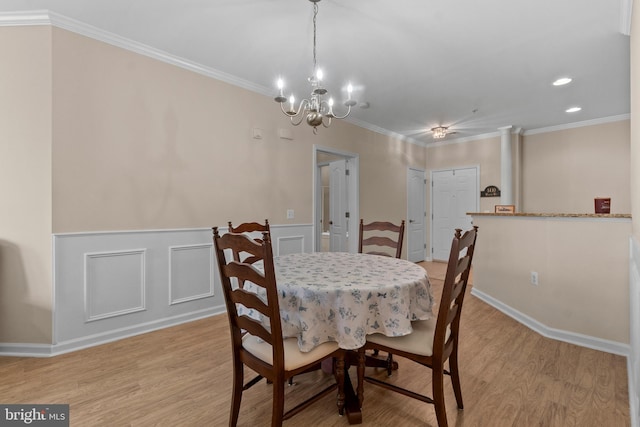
[470,287,630,356]
[0,306,225,358]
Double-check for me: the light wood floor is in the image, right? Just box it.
[0,262,629,426]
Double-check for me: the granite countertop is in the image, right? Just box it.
[468,212,631,218]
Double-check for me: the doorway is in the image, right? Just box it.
[313,146,359,253]
[430,166,479,261]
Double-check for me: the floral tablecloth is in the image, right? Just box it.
[269,252,434,352]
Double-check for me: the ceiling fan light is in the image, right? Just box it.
[431,126,448,139]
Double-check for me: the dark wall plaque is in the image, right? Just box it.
[481,185,501,197]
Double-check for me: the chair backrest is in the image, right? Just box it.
[227,219,271,283]
[433,226,478,360]
[212,228,284,367]
[358,219,405,258]
[228,219,270,236]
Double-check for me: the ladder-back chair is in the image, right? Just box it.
[357,226,478,427]
[213,227,345,426]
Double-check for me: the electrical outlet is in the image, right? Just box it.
[286,209,294,219]
[530,271,539,286]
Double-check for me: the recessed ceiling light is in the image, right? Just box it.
[565,106,582,113]
[553,77,572,86]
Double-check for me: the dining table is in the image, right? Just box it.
[239,251,434,424]
[278,251,434,423]
[273,252,434,351]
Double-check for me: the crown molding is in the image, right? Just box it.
[0,9,51,26]
[0,10,274,98]
[1,10,426,148]
[523,114,630,136]
[1,10,630,149]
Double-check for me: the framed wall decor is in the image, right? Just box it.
[495,204,515,214]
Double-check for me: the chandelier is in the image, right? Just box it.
[274,0,356,133]
[431,126,449,139]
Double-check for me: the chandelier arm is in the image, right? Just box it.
[290,115,304,126]
[279,98,308,117]
[289,99,312,126]
[328,104,352,120]
[322,116,332,128]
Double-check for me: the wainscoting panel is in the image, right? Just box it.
[51,224,313,356]
[85,249,146,321]
[169,244,214,305]
[276,235,305,255]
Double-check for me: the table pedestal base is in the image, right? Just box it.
[341,351,399,424]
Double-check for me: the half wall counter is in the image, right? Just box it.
[468,212,632,355]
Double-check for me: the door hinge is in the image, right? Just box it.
[424,179,427,184]
[424,243,427,249]
[424,211,427,217]
[345,212,350,218]
[431,247,434,253]
[345,169,350,176]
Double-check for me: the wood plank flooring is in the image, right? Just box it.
[0,262,629,426]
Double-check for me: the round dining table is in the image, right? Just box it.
[273,251,435,352]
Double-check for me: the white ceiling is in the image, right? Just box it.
[0,0,631,144]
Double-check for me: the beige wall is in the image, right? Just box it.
[0,27,53,343]
[51,28,424,234]
[522,121,631,214]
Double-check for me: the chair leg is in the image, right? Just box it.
[271,377,285,427]
[449,350,464,409]
[386,353,394,377]
[334,356,346,415]
[432,366,448,427]
[229,359,243,427]
[356,348,366,408]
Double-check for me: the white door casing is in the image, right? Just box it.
[313,145,359,253]
[407,167,426,262]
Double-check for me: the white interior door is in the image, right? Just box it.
[407,168,426,262]
[329,159,348,252]
[431,167,478,261]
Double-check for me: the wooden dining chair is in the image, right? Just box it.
[358,219,405,373]
[358,219,405,258]
[213,227,345,427]
[356,226,478,427]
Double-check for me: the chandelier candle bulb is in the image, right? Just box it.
[274,79,286,103]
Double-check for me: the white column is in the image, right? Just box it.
[499,126,513,205]
[513,127,523,211]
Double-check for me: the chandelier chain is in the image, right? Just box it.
[312,3,318,74]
